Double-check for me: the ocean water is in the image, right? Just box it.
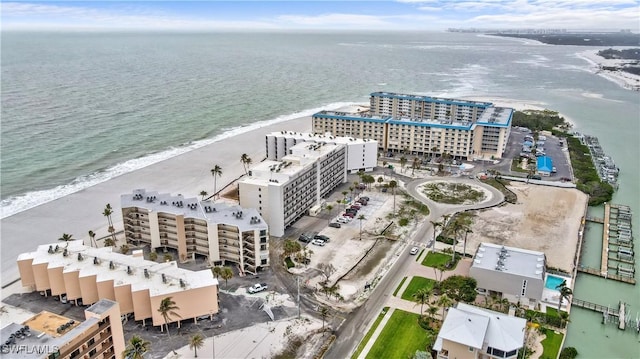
[1,31,639,357]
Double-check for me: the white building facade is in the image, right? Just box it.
[469,243,546,308]
[266,131,378,173]
[312,92,513,160]
[239,142,347,236]
[121,190,269,274]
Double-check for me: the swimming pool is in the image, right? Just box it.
[545,274,565,290]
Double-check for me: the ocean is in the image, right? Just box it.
[1,31,639,357]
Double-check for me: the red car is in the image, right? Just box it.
[350,204,361,210]
[343,212,355,218]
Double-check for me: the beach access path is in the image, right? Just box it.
[0,117,312,288]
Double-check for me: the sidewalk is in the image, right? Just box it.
[356,307,395,359]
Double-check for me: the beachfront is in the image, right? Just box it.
[578,49,640,91]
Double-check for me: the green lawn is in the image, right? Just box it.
[421,251,459,270]
[351,307,389,359]
[401,276,436,301]
[540,328,564,359]
[393,277,407,297]
[365,309,432,359]
[416,249,425,261]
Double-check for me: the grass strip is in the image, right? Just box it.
[393,277,407,297]
[351,307,390,359]
[540,328,564,359]
[401,276,436,301]
[365,309,433,359]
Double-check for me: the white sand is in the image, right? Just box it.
[577,49,640,91]
[0,116,312,288]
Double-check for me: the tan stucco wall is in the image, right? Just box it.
[48,266,66,296]
[17,258,35,288]
[84,301,126,357]
[114,284,134,315]
[176,215,187,262]
[32,263,51,292]
[96,280,116,301]
[149,285,219,327]
[63,271,81,300]
[79,274,99,305]
[132,288,152,321]
[443,339,477,359]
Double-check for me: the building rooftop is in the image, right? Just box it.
[313,110,391,123]
[434,303,526,353]
[268,131,378,145]
[471,243,545,280]
[476,106,514,127]
[370,91,494,107]
[18,241,219,298]
[121,189,267,232]
[537,156,553,172]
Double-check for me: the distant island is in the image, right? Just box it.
[597,48,640,76]
[488,32,640,46]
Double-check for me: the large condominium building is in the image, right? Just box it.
[1,299,125,359]
[121,189,269,274]
[266,131,378,173]
[312,92,513,160]
[469,243,546,308]
[239,141,347,237]
[17,241,219,328]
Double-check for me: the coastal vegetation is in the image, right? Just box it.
[512,110,568,132]
[490,33,640,46]
[422,182,485,205]
[189,334,205,358]
[122,335,151,359]
[597,48,640,76]
[480,177,517,204]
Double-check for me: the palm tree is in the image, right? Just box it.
[559,311,570,329]
[400,156,407,172]
[412,288,431,316]
[325,204,334,225]
[429,220,442,250]
[210,165,223,200]
[189,333,205,358]
[437,294,454,319]
[211,266,223,279]
[158,297,182,338]
[122,335,150,359]
[341,191,348,208]
[58,233,73,243]
[412,157,420,175]
[426,305,439,320]
[199,190,208,200]
[556,280,572,311]
[377,176,384,188]
[103,204,117,246]
[349,186,354,200]
[220,267,233,290]
[388,180,398,214]
[240,154,252,175]
[463,229,472,258]
[88,230,97,248]
[357,214,366,240]
[318,306,330,332]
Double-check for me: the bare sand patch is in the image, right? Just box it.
[466,183,588,272]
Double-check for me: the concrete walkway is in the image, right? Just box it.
[356,307,395,359]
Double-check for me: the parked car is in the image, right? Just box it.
[248,283,268,294]
[345,209,358,214]
[360,196,370,201]
[314,234,330,242]
[298,234,311,243]
[350,204,361,210]
[343,212,355,218]
[381,187,388,192]
[337,217,351,224]
[329,222,341,228]
[409,247,419,255]
[551,167,557,173]
[311,239,326,246]
[357,184,366,190]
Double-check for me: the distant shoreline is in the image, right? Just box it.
[576,49,640,91]
[488,32,640,47]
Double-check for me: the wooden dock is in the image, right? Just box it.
[601,203,611,273]
[585,216,604,224]
[571,299,628,330]
[577,266,636,284]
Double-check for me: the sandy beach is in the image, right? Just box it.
[577,49,640,91]
[0,116,312,288]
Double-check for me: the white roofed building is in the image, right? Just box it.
[469,243,546,308]
[239,141,347,237]
[433,303,527,359]
[266,131,378,173]
[121,189,269,274]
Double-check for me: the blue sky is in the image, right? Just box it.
[2,1,639,31]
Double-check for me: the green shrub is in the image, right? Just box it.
[284,257,295,269]
[399,218,410,226]
[559,347,578,359]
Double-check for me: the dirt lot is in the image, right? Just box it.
[466,182,588,272]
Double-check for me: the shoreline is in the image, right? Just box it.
[575,49,640,91]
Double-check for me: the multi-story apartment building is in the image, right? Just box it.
[469,243,546,308]
[1,299,125,359]
[266,131,378,173]
[312,92,513,160]
[17,241,219,328]
[121,190,269,274]
[239,142,347,237]
[434,303,526,359]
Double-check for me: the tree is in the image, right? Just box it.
[349,186,354,200]
[104,237,116,247]
[324,204,334,225]
[211,266,223,279]
[357,214,366,240]
[400,156,408,172]
[240,153,252,175]
[341,191,348,208]
[559,311,570,329]
[426,305,439,320]
[282,239,302,259]
[388,180,398,214]
[361,174,375,190]
[199,190,208,200]
[429,220,442,250]
[559,347,578,359]
[120,244,130,254]
[437,294,454,318]
[377,176,384,187]
[149,252,158,262]
[318,306,330,332]
[413,350,433,359]
[221,267,233,289]
[122,335,150,359]
[103,204,117,246]
[210,165,223,200]
[189,333,205,358]
[412,157,420,175]
[440,275,477,303]
[318,263,336,283]
[412,288,432,316]
[58,233,73,243]
[163,253,173,262]
[158,297,181,344]
[556,280,572,311]
[88,230,97,248]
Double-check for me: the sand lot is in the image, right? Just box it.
[466,182,588,272]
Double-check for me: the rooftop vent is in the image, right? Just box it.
[48,245,54,254]
[162,273,167,283]
[127,266,132,275]
[144,269,150,278]
[180,279,186,288]
[93,257,100,265]
[63,249,69,257]
[77,253,83,261]
[109,261,115,270]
